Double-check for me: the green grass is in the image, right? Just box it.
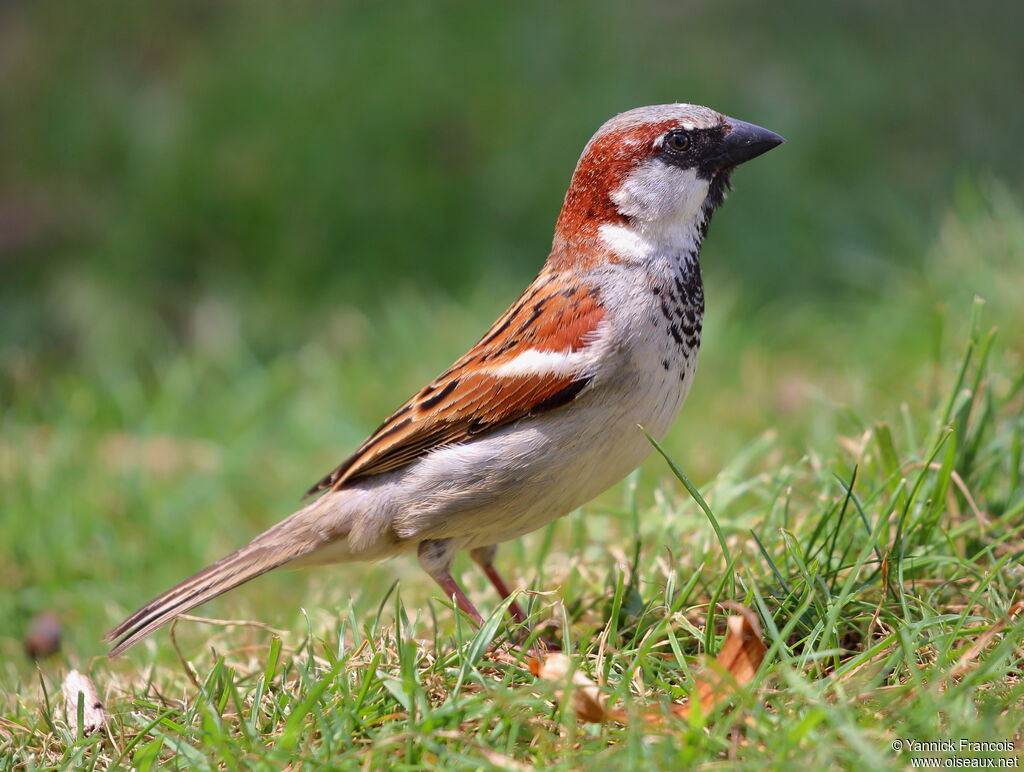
[2,183,1023,769]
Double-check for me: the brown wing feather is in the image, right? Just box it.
[305,276,604,497]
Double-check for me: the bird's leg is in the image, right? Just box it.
[418,539,484,625]
[470,544,560,653]
[469,545,528,624]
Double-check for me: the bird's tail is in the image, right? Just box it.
[104,497,344,657]
[104,540,297,657]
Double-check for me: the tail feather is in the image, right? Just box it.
[105,539,308,657]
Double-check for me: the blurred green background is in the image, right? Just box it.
[2,1,1023,664]
[4,1,1023,349]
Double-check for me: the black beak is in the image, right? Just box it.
[711,117,785,170]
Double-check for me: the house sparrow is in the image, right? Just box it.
[107,104,783,656]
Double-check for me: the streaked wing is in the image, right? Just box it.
[305,276,605,496]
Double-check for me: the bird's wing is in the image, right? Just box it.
[305,276,605,496]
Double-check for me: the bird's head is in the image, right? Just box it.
[553,104,784,259]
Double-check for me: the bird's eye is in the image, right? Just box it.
[664,130,690,152]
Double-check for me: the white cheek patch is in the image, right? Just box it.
[610,163,709,226]
[602,162,712,258]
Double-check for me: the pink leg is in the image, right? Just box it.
[470,545,528,624]
[471,545,560,652]
[432,571,484,626]
[418,539,485,625]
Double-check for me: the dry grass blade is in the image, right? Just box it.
[530,603,766,724]
[177,613,289,636]
[947,600,1024,682]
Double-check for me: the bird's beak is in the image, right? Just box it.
[711,118,785,170]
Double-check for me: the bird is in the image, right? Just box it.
[106,104,784,656]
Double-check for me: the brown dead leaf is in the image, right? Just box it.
[530,653,609,723]
[682,603,765,718]
[530,603,765,724]
[24,612,61,659]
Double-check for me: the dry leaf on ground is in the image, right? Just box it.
[24,612,61,659]
[531,602,765,724]
[61,670,104,737]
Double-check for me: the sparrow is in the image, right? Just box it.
[106,104,783,656]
